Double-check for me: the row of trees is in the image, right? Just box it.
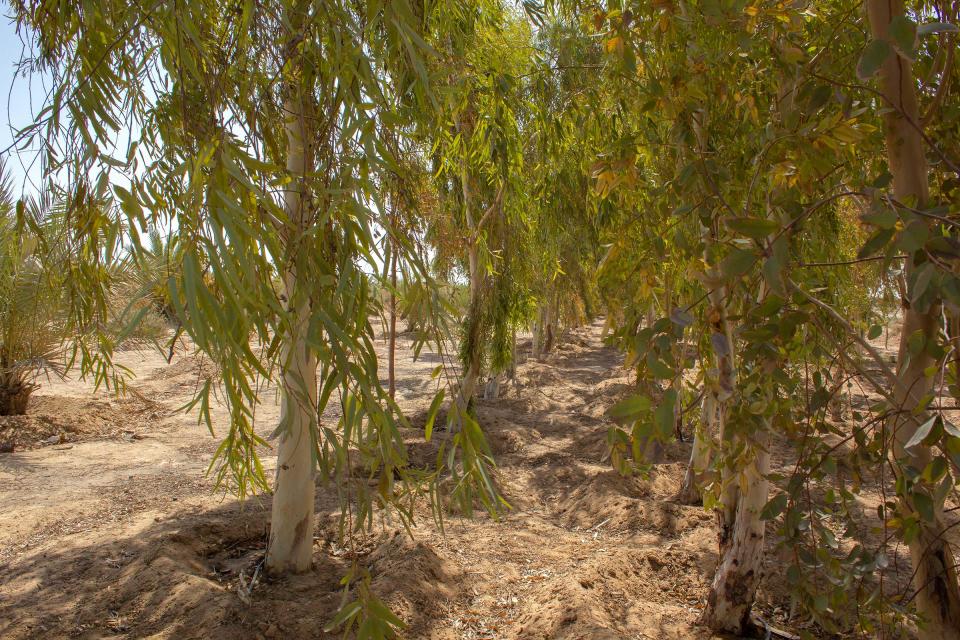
[4,0,960,636]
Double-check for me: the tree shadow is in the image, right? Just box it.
[0,489,475,640]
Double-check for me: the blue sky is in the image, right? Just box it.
[0,11,45,193]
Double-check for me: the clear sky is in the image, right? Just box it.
[1,10,46,194]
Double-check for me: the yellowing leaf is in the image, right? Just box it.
[605,36,624,55]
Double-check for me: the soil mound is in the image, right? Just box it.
[0,394,160,452]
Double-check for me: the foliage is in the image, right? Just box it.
[6,0,960,635]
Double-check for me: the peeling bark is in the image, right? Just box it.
[699,430,769,634]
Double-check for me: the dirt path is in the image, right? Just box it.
[0,320,748,639]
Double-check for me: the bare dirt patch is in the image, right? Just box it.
[0,393,161,452]
[1,319,916,639]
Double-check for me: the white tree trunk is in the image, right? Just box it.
[451,155,483,428]
[697,96,776,630]
[867,1,960,635]
[699,430,770,633]
[686,109,739,520]
[266,96,318,574]
[679,393,716,504]
[705,257,738,549]
[704,228,775,633]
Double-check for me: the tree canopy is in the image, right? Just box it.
[6,0,960,636]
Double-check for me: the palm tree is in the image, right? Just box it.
[127,227,182,322]
[0,167,68,415]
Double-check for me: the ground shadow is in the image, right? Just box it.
[0,488,476,640]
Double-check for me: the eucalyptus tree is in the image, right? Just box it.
[535,0,960,635]
[8,0,474,596]
[854,0,960,634]
[523,18,616,360]
[545,0,909,634]
[425,7,532,418]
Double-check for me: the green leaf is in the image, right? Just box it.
[867,325,883,340]
[909,262,936,305]
[871,171,893,188]
[857,39,891,81]
[324,600,362,632]
[813,592,829,613]
[757,295,784,317]
[762,235,788,296]
[889,15,918,60]
[913,490,934,522]
[804,84,832,112]
[904,415,937,451]
[761,493,789,521]
[944,420,960,438]
[922,457,949,484]
[918,21,959,37]
[423,389,445,442]
[653,389,677,439]
[648,357,675,380]
[720,248,756,279]
[725,217,778,239]
[608,395,652,421]
[897,219,930,254]
[858,227,894,259]
[860,206,897,230]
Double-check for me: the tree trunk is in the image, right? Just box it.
[452,153,483,426]
[699,429,770,634]
[532,309,542,359]
[704,242,779,632]
[714,404,738,551]
[679,393,716,505]
[0,373,34,416]
[704,236,738,547]
[579,271,594,321]
[543,296,555,355]
[699,91,784,630]
[533,295,555,359]
[867,1,960,636]
[533,302,548,358]
[457,242,482,412]
[681,109,738,513]
[266,94,318,575]
[388,231,398,400]
[671,310,688,442]
[949,310,960,400]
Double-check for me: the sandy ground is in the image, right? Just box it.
[0,318,904,639]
